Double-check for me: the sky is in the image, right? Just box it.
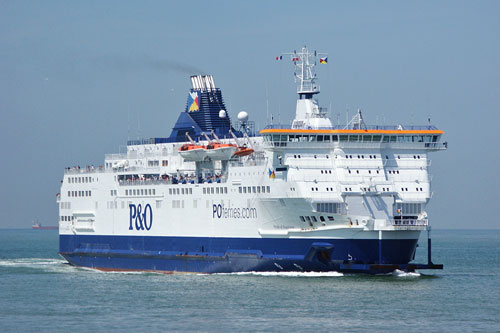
[0,0,499,229]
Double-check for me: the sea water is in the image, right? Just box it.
[0,229,499,332]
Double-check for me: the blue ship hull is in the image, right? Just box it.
[60,235,423,274]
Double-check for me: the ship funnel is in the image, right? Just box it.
[190,75,216,92]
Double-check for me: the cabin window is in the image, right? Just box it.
[372,135,382,142]
[339,135,348,142]
[348,135,359,142]
[332,135,338,142]
[324,135,331,142]
[261,186,266,193]
[317,135,323,142]
[362,135,372,142]
[266,186,270,193]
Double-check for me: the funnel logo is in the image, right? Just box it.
[188,92,199,112]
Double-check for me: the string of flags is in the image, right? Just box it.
[275,55,328,64]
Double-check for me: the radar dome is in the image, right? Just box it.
[219,110,226,118]
[238,111,249,122]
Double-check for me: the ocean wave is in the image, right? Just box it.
[214,271,344,277]
[0,258,73,273]
[392,269,421,277]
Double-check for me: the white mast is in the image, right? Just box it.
[281,46,332,130]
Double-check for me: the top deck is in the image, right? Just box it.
[261,124,444,135]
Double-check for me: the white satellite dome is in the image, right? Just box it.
[219,110,226,118]
[237,111,249,122]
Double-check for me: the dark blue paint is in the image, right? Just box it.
[60,235,419,273]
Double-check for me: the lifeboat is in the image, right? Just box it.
[205,143,238,160]
[178,144,207,161]
[233,146,254,157]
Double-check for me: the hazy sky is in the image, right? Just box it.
[0,1,499,229]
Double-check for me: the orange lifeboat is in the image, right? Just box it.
[178,144,207,161]
[205,143,238,160]
[233,146,254,157]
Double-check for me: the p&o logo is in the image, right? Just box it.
[129,204,153,231]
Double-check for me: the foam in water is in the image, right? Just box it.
[214,271,344,277]
[0,258,73,273]
[392,269,421,277]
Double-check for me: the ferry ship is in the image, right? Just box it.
[58,47,446,273]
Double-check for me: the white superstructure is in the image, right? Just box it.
[58,47,447,273]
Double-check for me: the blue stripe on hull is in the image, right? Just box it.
[60,235,418,273]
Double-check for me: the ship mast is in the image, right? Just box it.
[284,46,326,98]
[281,46,332,129]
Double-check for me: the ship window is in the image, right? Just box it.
[390,136,397,142]
[243,187,247,193]
[190,188,193,194]
[182,188,185,195]
[170,189,173,195]
[266,186,270,193]
[252,186,256,193]
[362,135,372,142]
[247,187,251,193]
[328,216,334,221]
[368,170,371,174]
[305,216,311,222]
[320,216,325,222]
[383,136,390,142]
[177,188,180,195]
[261,186,265,193]
[110,190,113,196]
[294,155,297,158]
[361,155,364,159]
[317,135,323,142]
[153,189,156,195]
[356,170,359,174]
[238,187,242,193]
[372,135,382,142]
[348,170,351,174]
[324,135,331,142]
[311,216,317,222]
[311,188,314,191]
[211,188,214,194]
[339,135,348,142]
[332,135,338,142]
[300,216,305,222]
[348,135,359,142]
[141,189,144,195]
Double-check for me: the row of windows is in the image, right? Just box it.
[345,154,379,159]
[203,187,226,195]
[348,169,381,175]
[171,188,193,195]
[68,190,91,197]
[266,134,439,143]
[300,215,335,224]
[388,170,400,174]
[125,189,156,196]
[60,216,73,221]
[68,176,93,184]
[320,170,332,174]
[238,186,271,194]
[110,190,117,196]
